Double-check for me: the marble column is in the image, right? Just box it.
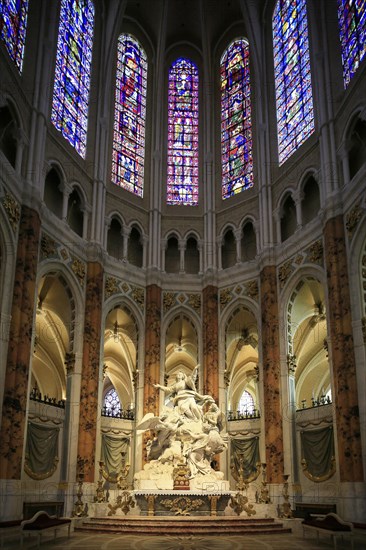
[142,285,162,465]
[77,262,103,483]
[202,286,219,402]
[143,285,162,416]
[260,265,284,483]
[324,215,364,482]
[0,206,40,479]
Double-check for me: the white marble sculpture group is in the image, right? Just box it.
[134,366,229,491]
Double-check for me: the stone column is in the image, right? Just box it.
[202,286,219,401]
[179,240,186,273]
[260,265,284,483]
[143,285,162,416]
[0,206,40,479]
[77,262,103,483]
[324,215,364,482]
[142,285,161,465]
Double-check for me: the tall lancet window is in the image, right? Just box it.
[337,0,366,87]
[51,0,94,158]
[273,0,314,165]
[111,34,147,197]
[167,58,199,206]
[0,0,29,72]
[221,38,253,200]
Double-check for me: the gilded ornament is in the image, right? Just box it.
[295,254,303,265]
[346,204,362,239]
[245,280,259,300]
[24,455,59,480]
[163,292,176,312]
[287,354,297,375]
[64,352,75,374]
[60,248,69,261]
[307,240,323,264]
[107,492,135,516]
[278,261,293,287]
[40,234,57,258]
[105,276,119,298]
[71,259,86,286]
[2,193,20,231]
[220,288,233,307]
[188,293,201,312]
[301,456,336,482]
[178,293,186,303]
[121,282,129,293]
[235,285,242,294]
[131,286,144,308]
[160,496,204,516]
[230,492,256,517]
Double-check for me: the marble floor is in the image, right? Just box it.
[3,529,365,550]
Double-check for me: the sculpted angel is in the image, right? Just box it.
[153,365,214,421]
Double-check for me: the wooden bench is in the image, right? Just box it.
[302,512,354,549]
[20,511,72,548]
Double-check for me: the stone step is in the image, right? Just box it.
[76,516,291,536]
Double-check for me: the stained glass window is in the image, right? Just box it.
[239,390,255,414]
[111,34,147,197]
[104,388,121,413]
[0,0,29,72]
[337,0,366,87]
[221,39,253,200]
[167,58,199,206]
[273,0,315,165]
[51,0,94,158]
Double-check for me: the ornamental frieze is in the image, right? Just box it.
[2,192,20,231]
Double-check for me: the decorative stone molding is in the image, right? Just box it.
[188,293,201,312]
[103,274,145,310]
[65,352,76,374]
[306,239,323,264]
[278,260,294,288]
[219,279,259,312]
[287,354,297,375]
[346,203,363,240]
[105,276,119,298]
[163,291,175,312]
[71,258,86,287]
[244,279,259,300]
[40,233,57,259]
[131,285,145,309]
[162,291,202,316]
[2,192,20,231]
